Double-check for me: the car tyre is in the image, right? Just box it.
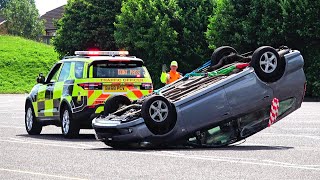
[61,107,79,138]
[141,95,176,135]
[25,103,42,135]
[211,46,238,66]
[104,95,132,116]
[250,46,285,83]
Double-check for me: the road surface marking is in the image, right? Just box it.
[0,139,97,149]
[0,125,25,129]
[10,138,99,148]
[259,133,320,140]
[128,151,320,172]
[0,168,87,180]
[8,137,98,148]
[279,128,320,131]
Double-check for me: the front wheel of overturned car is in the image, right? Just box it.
[25,103,42,135]
[251,46,285,83]
[141,95,176,135]
[104,95,132,116]
[61,107,79,138]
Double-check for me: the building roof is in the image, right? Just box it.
[40,5,65,30]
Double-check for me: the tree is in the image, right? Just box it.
[3,0,44,40]
[280,0,320,96]
[0,0,9,10]
[176,0,215,69]
[115,0,214,88]
[206,0,320,97]
[114,0,180,88]
[54,0,122,56]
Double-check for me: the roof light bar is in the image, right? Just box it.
[75,51,129,56]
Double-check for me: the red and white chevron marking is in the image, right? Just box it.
[268,98,279,127]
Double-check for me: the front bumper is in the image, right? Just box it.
[92,117,153,143]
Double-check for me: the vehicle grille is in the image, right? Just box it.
[95,128,120,136]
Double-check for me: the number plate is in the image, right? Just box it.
[103,85,126,92]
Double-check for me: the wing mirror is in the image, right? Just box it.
[36,73,45,84]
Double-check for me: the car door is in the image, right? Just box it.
[37,63,62,118]
[51,62,72,116]
[223,72,273,117]
[178,86,231,133]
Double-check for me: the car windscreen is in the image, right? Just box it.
[92,62,145,78]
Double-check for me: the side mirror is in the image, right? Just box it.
[36,73,45,84]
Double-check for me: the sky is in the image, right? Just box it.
[35,0,67,15]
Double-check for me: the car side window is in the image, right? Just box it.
[58,62,71,82]
[74,62,84,79]
[46,63,62,83]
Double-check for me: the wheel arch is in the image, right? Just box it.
[59,99,72,118]
[25,97,33,110]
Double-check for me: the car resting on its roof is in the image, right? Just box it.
[92,46,306,148]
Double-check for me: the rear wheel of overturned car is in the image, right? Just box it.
[61,107,80,138]
[211,46,238,66]
[104,95,132,116]
[25,103,42,135]
[250,46,285,83]
[141,95,176,135]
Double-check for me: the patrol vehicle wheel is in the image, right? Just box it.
[104,95,131,115]
[61,107,79,138]
[251,46,285,83]
[141,95,176,135]
[25,104,42,135]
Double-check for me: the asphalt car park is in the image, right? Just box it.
[1,94,320,179]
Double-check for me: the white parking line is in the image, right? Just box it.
[241,143,320,152]
[279,128,320,131]
[0,125,25,129]
[130,151,320,171]
[0,168,87,180]
[9,138,99,148]
[0,110,24,112]
[259,133,320,140]
[0,139,98,149]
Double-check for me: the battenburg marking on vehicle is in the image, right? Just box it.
[25,50,153,138]
[100,78,145,82]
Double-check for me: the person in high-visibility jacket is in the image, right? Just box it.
[160,61,182,84]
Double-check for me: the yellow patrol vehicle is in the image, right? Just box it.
[25,51,153,138]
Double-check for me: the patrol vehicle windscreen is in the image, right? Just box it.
[93,62,146,78]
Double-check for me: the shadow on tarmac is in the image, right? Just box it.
[16,134,96,142]
[89,144,294,152]
[16,134,294,151]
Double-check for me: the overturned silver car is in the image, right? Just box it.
[92,46,306,148]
